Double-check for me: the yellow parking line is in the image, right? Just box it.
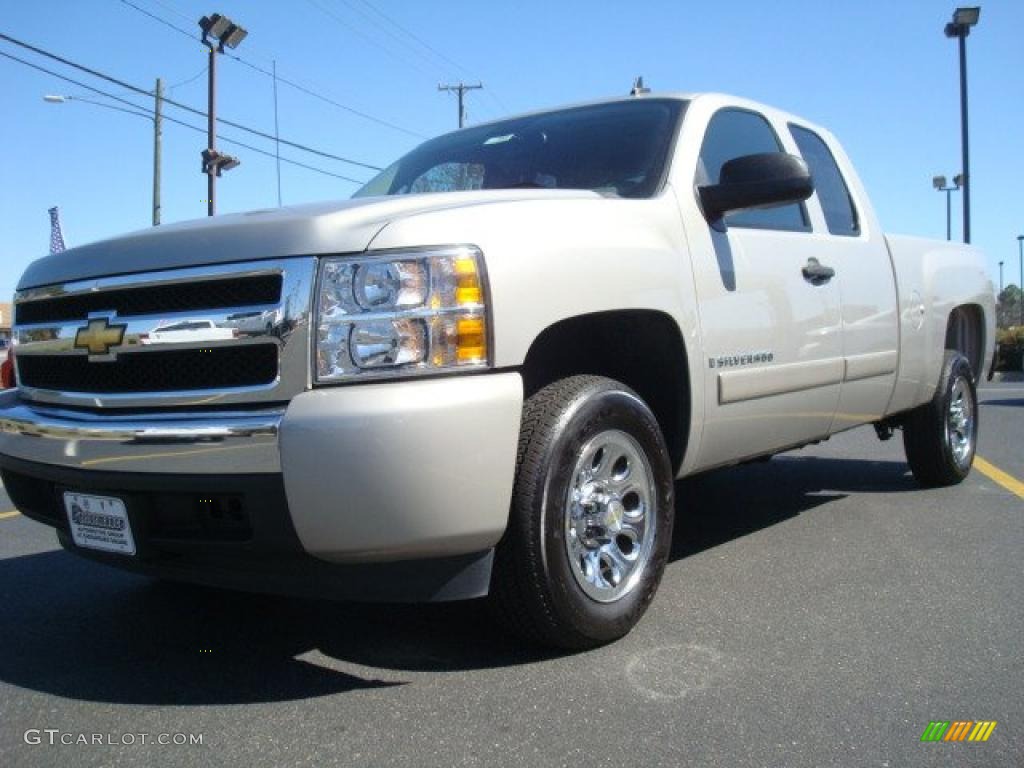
[0,510,20,519]
[975,457,1024,500]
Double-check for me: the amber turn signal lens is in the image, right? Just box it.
[456,317,486,361]
[454,257,482,305]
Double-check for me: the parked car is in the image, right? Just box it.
[0,93,995,648]
[140,318,237,345]
[223,309,281,337]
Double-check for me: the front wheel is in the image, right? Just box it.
[903,351,978,487]
[490,375,675,649]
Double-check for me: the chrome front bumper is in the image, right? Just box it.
[0,373,524,564]
[0,391,282,474]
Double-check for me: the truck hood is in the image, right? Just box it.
[18,189,598,290]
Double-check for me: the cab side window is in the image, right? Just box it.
[698,109,808,232]
[789,124,860,236]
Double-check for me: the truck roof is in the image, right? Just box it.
[453,91,838,153]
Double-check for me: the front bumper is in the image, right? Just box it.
[0,374,523,595]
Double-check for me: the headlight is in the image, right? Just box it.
[315,245,490,382]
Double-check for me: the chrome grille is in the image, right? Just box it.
[14,258,316,409]
[15,274,282,325]
[17,345,278,393]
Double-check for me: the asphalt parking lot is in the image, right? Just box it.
[0,381,1021,768]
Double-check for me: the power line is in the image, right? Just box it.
[0,30,384,170]
[117,0,426,138]
[168,63,206,92]
[305,0,428,76]
[356,0,508,112]
[147,0,196,25]
[356,0,466,77]
[0,48,367,185]
[339,0,459,78]
[305,0,493,120]
[355,0,510,115]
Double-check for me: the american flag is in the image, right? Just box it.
[48,206,66,254]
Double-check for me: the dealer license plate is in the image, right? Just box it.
[64,492,136,556]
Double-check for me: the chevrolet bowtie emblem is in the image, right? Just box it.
[74,317,127,356]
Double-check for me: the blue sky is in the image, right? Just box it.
[1,0,1021,299]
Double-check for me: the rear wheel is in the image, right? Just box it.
[490,375,675,649]
[903,351,978,487]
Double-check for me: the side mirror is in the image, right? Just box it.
[698,152,813,230]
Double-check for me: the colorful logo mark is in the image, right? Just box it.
[920,720,997,743]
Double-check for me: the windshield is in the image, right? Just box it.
[354,99,685,200]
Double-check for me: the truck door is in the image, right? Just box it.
[787,123,900,430]
[682,107,844,470]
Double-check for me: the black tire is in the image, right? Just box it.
[903,351,978,488]
[490,375,675,650]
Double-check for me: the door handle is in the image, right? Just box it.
[802,258,835,284]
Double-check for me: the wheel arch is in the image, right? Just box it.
[519,309,691,472]
[944,303,986,380]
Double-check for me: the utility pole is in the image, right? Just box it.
[45,90,164,226]
[438,82,483,128]
[273,59,281,207]
[153,77,163,226]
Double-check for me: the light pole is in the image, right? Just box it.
[44,79,164,226]
[932,174,962,241]
[944,6,980,244]
[998,261,1003,293]
[199,13,246,216]
[1018,235,1023,327]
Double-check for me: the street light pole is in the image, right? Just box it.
[204,38,217,216]
[932,174,962,241]
[44,88,163,227]
[153,77,163,226]
[956,32,970,243]
[199,13,247,217]
[1018,235,1023,327]
[998,261,1003,293]
[945,186,952,241]
[944,7,980,244]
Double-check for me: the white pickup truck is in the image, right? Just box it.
[142,318,238,345]
[0,93,995,648]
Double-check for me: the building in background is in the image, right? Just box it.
[0,302,11,340]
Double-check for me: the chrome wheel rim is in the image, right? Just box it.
[564,429,657,603]
[946,375,974,468]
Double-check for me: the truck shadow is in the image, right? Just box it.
[0,455,916,704]
[670,454,917,560]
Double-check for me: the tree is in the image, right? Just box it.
[996,284,1022,329]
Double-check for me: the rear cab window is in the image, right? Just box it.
[789,124,860,237]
